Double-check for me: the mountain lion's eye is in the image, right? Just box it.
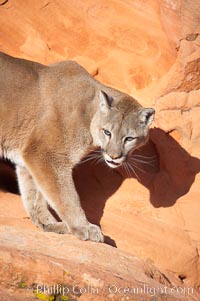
[103,129,111,136]
[125,136,136,142]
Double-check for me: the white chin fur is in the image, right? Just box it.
[105,161,120,169]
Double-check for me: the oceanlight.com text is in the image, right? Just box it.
[35,283,194,297]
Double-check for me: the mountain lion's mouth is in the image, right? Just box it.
[105,159,121,168]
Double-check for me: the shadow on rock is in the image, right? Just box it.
[148,128,200,207]
[73,127,200,235]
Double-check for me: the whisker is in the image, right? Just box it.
[82,154,96,158]
[131,154,157,159]
[124,162,129,177]
[86,153,100,158]
[96,156,105,164]
[126,162,132,178]
[123,162,128,177]
[78,155,100,165]
[80,155,97,162]
[94,156,104,166]
[130,161,146,174]
[129,158,156,166]
[127,163,134,178]
[130,157,157,162]
[127,162,141,181]
[122,162,129,176]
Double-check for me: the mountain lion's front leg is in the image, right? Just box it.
[22,150,104,242]
[16,166,69,234]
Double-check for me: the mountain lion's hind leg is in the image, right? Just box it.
[16,166,69,234]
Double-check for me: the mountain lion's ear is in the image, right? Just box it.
[139,108,155,126]
[99,90,113,112]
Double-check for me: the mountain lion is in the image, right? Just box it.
[0,52,155,242]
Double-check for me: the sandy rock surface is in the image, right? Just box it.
[0,192,198,301]
[0,0,200,300]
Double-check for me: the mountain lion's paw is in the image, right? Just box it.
[43,222,69,234]
[72,224,104,243]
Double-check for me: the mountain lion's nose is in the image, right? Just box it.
[110,154,122,160]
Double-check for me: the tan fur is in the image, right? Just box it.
[0,52,155,242]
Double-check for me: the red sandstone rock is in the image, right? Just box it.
[0,193,198,301]
[0,0,200,300]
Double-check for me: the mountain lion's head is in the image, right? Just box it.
[90,91,155,169]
